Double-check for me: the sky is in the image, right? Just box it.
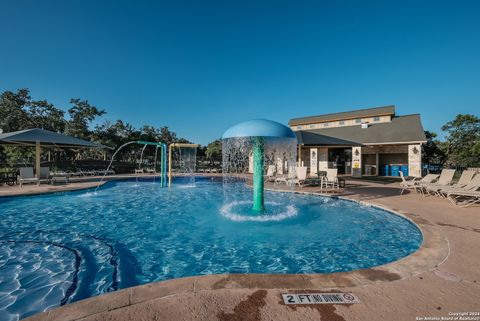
[0,0,479,145]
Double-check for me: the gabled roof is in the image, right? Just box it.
[296,114,427,146]
[0,128,107,148]
[289,105,395,126]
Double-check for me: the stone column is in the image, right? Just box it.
[352,146,362,177]
[408,144,422,177]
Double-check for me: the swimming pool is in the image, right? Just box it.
[0,177,422,320]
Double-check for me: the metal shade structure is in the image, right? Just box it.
[0,128,107,178]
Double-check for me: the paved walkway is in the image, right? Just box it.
[17,177,480,321]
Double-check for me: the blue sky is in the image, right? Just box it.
[0,0,479,145]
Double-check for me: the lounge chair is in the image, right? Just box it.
[446,174,480,207]
[287,166,308,187]
[437,170,476,197]
[420,169,456,196]
[135,169,144,174]
[265,165,276,182]
[18,167,39,187]
[275,166,296,184]
[320,169,339,191]
[146,168,156,174]
[446,190,480,207]
[399,172,439,195]
[39,167,51,184]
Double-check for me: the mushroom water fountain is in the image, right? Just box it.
[221,119,297,213]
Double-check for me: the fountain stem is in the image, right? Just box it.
[252,137,265,212]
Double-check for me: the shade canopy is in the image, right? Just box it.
[0,128,106,148]
[0,128,108,179]
[222,119,296,140]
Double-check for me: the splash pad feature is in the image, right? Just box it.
[222,119,297,213]
[168,143,200,187]
[96,140,167,192]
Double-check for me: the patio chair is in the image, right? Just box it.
[135,168,144,174]
[146,168,156,174]
[399,172,439,195]
[265,165,276,182]
[18,167,39,187]
[446,174,480,207]
[287,166,307,187]
[437,170,476,197]
[275,166,296,184]
[39,167,51,184]
[446,190,480,208]
[320,169,339,191]
[420,169,456,197]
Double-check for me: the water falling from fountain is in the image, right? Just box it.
[177,146,197,187]
[135,144,148,185]
[221,119,297,217]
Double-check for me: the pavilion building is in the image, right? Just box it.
[289,105,426,177]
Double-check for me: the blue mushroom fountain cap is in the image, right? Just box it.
[222,119,296,140]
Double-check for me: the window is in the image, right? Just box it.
[309,124,315,129]
[324,122,330,127]
[355,119,362,124]
[297,125,303,130]
[373,116,380,121]
[339,120,345,125]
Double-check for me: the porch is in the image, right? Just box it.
[298,143,422,178]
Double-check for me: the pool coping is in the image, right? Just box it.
[21,179,450,321]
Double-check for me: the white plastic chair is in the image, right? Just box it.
[321,169,339,191]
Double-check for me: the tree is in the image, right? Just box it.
[205,139,222,164]
[0,89,32,132]
[0,89,65,133]
[28,99,66,132]
[441,114,480,167]
[66,98,105,140]
[422,131,446,164]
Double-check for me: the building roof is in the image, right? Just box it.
[289,105,395,126]
[296,114,427,146]
[0,128,107,148]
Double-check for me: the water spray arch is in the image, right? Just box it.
[96,140,167,192]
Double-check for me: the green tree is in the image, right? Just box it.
[28,99,66,132]
[441,114,480,167]
[422,131,446,164]
[0,89,65,132]
[205,139,222,164]
[0,89,32,132]
[66,98,105,139]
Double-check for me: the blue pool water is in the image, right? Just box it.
[0,177,422,320]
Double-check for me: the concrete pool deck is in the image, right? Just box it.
[6,176,479,321]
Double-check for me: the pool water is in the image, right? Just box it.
[0,177,422,320]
